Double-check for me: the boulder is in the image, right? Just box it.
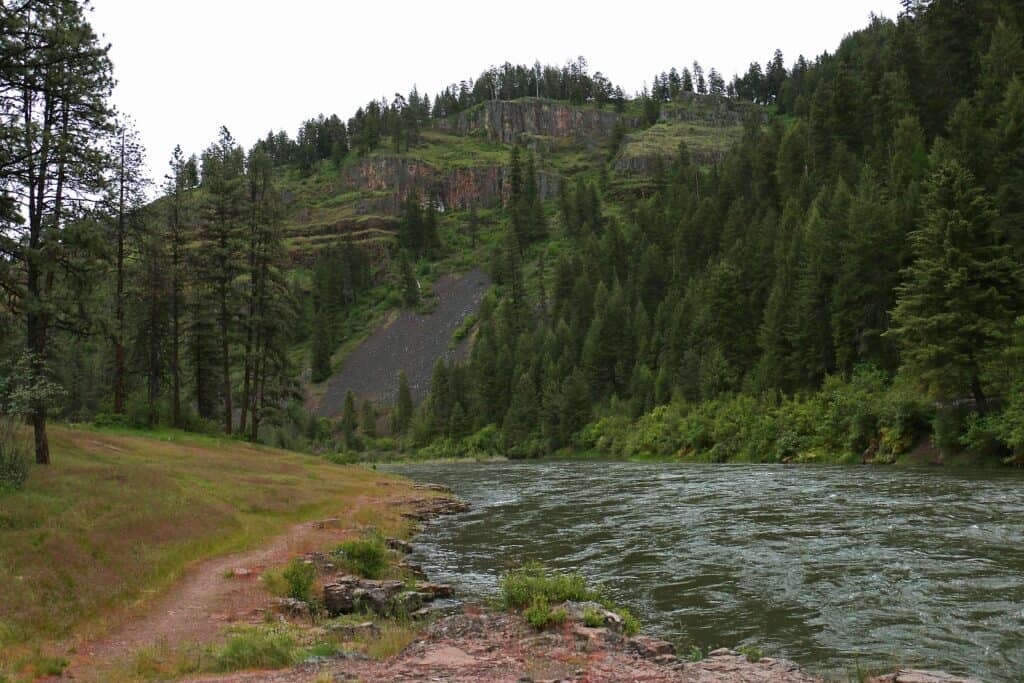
[411,598,463,620]
[560,601,624,632]
[327,621,380,641]
[324,582,356,616]
[627,635,675,659]
[270,597,310,619]
[871,671,981,683]
[416,582,455,599]
[386,538,414,554]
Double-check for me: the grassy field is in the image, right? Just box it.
[0,425,412,676]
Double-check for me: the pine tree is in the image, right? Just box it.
[889,159,1023,408]
[310,310,332,383]
[340,390,358,446]
[392,371,414,434]
[0,1,116,463]
[360,399,377,437]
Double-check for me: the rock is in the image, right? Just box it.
[401,496,471,521]
[871,671,981,683]
[327,621,380,641]
[416,582,455,599]
[386,538,414,554]
[390,591,425,616]
[626,635,675,659]
[413,482,453,494]
[434,99,635,148]
[399,560,426,579]
[300,551,336,573]
[572,624,612,651]
[324,582,356,616]
[270,597,310,619]
[411,598,463,620]
[560,600,623,632]
[416,644,477,667]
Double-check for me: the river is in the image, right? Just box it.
[389,461,1024,681]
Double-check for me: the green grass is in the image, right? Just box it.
[208,627,297,672]
[0,425,414,676]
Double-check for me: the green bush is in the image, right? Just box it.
[208,627,296,672]
[281,559,316,602]
[523,596,567,630]
[499,562,597,608]
[582,607,605,627]
[335,530,388,579]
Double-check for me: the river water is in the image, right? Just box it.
[389,461,1024,681]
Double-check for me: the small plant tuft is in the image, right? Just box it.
[523,595,567,630]
[208,627,297,672]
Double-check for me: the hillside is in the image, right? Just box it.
[277,94,750,264]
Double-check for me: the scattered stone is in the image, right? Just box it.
[327,621,381,641]
[386,538,414,553]
[626,635,675,659]
[417,582,455,599]
[413,482,453,494]
[300,551,337,573]
[412,599,463,620]
[270,597,310,619]
[399,559,426,579]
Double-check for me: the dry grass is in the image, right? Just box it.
[0,424,409,677]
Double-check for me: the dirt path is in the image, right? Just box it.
[63,493,398,680]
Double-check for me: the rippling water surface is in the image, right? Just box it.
[388,461,1024,681]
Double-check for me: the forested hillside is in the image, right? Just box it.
[2,0,1023,479]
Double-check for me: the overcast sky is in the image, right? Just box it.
[87,0,903,183]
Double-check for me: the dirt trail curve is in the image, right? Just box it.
[62,493,392,681]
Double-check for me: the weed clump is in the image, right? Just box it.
[209,627,296,672]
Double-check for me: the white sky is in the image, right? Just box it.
[87,0,903,183]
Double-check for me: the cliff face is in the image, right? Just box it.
[435,98,633,147]
[340,156,560,211]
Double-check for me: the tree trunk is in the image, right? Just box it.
[114,129,126,414]
[220,278,232,435]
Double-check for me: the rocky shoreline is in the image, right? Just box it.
[230,485,979,683]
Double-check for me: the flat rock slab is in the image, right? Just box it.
[417,645,477,667]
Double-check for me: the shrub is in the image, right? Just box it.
[523,596,567,630]
[335,530,388,579]
[208,627,297,672]
[737,645,765,662]
[0,418,30,493]
[281,559,316,602]
[499,562,595,609]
